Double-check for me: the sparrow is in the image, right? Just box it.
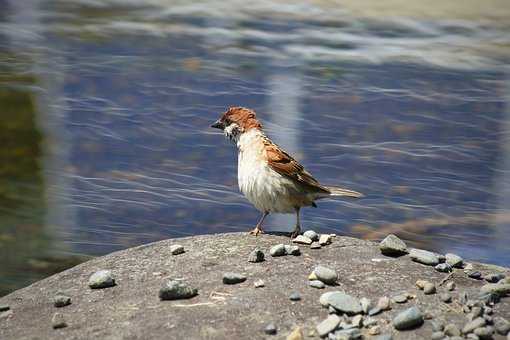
[211,107,363,238]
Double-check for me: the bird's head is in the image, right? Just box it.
[210,107,262,142]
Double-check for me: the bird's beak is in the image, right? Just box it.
[210,120,224,129]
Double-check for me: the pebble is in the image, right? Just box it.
[316,314,341,337]
[351,314,363,328]
[444,323,461,336]
[319,234,332,246]
[494,317,510,335]
[440,293,452,303]
[379,234,408,256]
[415,280,429,290]
[51,313,67,329]
[468,271,483,280]
[53,294,72,308]
[88,270,116,289]
[254,279,265,288]
[480,283,510,297]
[169,244,185,255]
[289,292,301,301]
[309,272,318,281]
[313,265,338,285]
[292,235,312,245]
[409,248,440,266]
[445,253,464,268]
[392,306,424,330]
[360,297,371,314]
[474,326,494,339]
[270,244,287,257]
[423,282,436,295]
[223,272,247,284]
[446,281,456,291]
[392,294,408,304]
[368,326,381,335]
[303,230,319,241]
[285,245,301,256]
[323,291,362,315]
[463,317,487,334]
[0,305,10,312]
[310,242,321,249]
[435,263,452,273]
[264,323,277,335]
[431,331,445,340]
[159,280,198,300]
[484,273,505,283]
[376,296,391,311]
[287,326,303,340]
[248,248,265,263]
[309,280,326,289]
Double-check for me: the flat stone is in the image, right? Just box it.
[248,248,265,263]
[435,263,452,273]
[53,294,72,308]
[379,234,408,257]
[159,280,198,300]
[313,266,338,285]
[309,280,326,289]
[409,249,440,266]
[319,234,332,246]
[423,282,436,295]
[392,294,408,304]
[88,270,116,289]
[284,245,301,256]
[270,244,286,257]
[51,313,67,329]
[316,314,341,337]
[310,242,322,249]
[393,306,424,330]
[330,328,361,339]
[463,317,486,334]
[445,252,463,268]
[292,235,313,245]
[264,323,277,335]
[368,307,382,316]
[444,323,461,336]
[222,272,247,284]
[324,291,362,315]
[169,244,185,255]
[351,314,363,328]
[303,230,319,241]
[289,292,301,301]
[320,292,336,307]
[480,283,510,297]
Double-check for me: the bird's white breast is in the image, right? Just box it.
[237,130,296,213]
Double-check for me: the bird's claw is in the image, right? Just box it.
[290,226,301,239]
[249,227,264,236]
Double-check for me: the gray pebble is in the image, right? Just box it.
[392,294,408,304]
[444,323,461,336]
[88,270,116,289]
[289,292,301,301]
[303,230,319,241]
[445,253,464,268]
[435,263,452,273]
[317,314,341,337]
[284,245,301,256]
[310,242,322,249]
[313,265,338,285]
[264,323,277,335]
[0,305,10,312]
[494,317,510,335]
[484,273,505,283]
[222,272,247,284]
[431,331,445,340]
[446,281,456,291]
[474,326,494,339]
[169,244,185,255]
[51,313,67,329]
[392,306,424,330]
[254,279,265,288]
[440,293,452,303]
[409,248,440,266]
[292,235,313,245]
[351,314,363,328]
[159,280,198,300]
[379,234,408,257]
[423,282,436,294]
[248,248,265,263]
[53,294,71,308]
[270,244,286,257]
[309,280,326,289]
[360,297,371,314]
[463,317,487,334]
[468,271,483,280]
[324,291,362,315]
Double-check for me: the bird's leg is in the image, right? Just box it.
[249,211,269,236]
[290,207,301,239]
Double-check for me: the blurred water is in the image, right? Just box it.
[0,0,509,295]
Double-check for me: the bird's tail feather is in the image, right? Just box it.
[326,186,364,198]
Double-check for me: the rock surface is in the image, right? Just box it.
[0,233,509,340]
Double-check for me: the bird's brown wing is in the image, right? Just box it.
[264,141,330,194]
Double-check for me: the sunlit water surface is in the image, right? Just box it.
[1,0,509,295]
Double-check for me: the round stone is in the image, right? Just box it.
[270,244,286,257]
[53,294,71,308]
[159,280,198,300]
[462,317,487,334]
[88,270,116,289]
[379,234,408,257]
[313,265,338,285]
[423,282,436,295]
[392,294,408,304]
[393,306,424,330]
[303,230,319,241]
[309,280,326,289]
[289,292,301,301]
[222,272,247,284]
[248,249,265,263]
[444,323,461,336]
[264,323,277,335]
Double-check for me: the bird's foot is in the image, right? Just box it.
[249,226,264,236]
[290,225,301,239]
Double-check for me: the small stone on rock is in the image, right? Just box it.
[284,245,301,256]
[376,296,391,311]
[223,272,247,284]
[254,279,265,288]
[88,270,116,289]
[292,235,312,245]
[303,230,319,241]
[423,282,436,295]
[369,325,381,335]
[170,244,185,255]
[309,280,325,289]
[51,313,67,329]
[392,294,408,304]
[379,234,408,257]
[409,248,440,266]
[484,273,505,283]
[270,244,286,257]
[440,293,452,303]
[289,292,301,301]
[248,248,265,263]
[313,265,338,285]
[393,306,424,330]
[415,280,428,290]
[351,314,363,328]
[264,323,277,335]
[468,271,483,280]
[319,234,332,246]
[53,294,71,308]
[324,291,363,315]
[435,263,452,273]
[159,280,198,300]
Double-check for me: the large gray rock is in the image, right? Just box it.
[379,234,408,256]
[88,270,116,289]
[323,291,362,315]
[313,265,338,285]
[409,249,440,266]
[159,280,198,300]
[393,306,424,330]
[445,253,463,268]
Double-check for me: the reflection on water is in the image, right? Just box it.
[0,0,509,296]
